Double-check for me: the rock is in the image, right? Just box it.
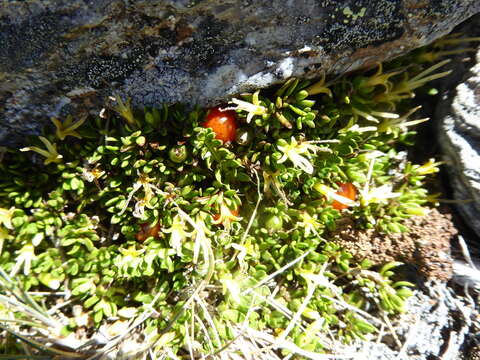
[1,0,480,146]
[352,281,476,360]
[437,47,480,239]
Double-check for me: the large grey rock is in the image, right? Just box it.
[1,0,480,146]
[437,48,480,238]
[352,281,476,360]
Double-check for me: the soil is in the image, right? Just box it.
[332,207,457,281]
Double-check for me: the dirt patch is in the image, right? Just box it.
[332,208,457,281]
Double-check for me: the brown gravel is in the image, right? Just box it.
[331,208,458,281]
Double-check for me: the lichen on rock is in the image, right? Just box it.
[1,0,480,146]
[437,46,480,240]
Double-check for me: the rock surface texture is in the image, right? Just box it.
[1,0,480,146]
[353,281,477,360]
[437,47,480,239]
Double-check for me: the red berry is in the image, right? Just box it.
[135,222,161,242]
[332,183,357,210]
[202,107,238,143]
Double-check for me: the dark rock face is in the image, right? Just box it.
[437,48,480,239]
[1,0,479,146]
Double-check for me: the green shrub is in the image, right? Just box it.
[0,41,457,357]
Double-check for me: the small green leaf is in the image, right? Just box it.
[85,295,100,308]
[379,262,403,277]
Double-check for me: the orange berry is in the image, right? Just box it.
[135,222,161,242]
[332,183,357,210]
[202,107,238,143]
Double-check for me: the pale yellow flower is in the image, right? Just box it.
[414,158,443,175]
[359,63,402,92]
[305,72,332,97]
[377,106,429,133]
[211,202,241,230]
[263,170,291,205]
[230,90,268,123]
[0,207,14,230]
[297,212,322,237]
[10,243,35,276]
[120,172,164,218]
[277,137,320,174]
[20,136,63,165]
[314,183,357,208]
[0,227,11,255]
[359,184,401,206]
[119,244,145,258]
[117,245,145,273]
[51,114,87,140]
[163,214,191,255]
